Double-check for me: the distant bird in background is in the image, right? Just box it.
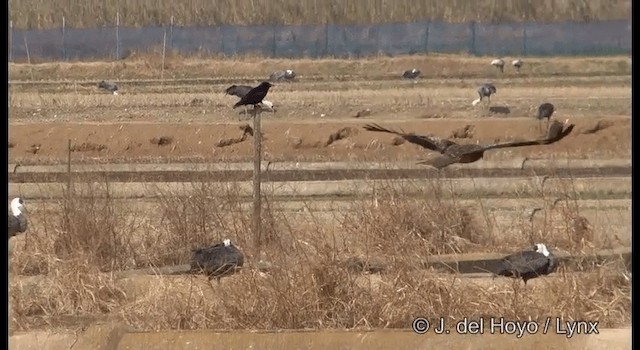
[472,83,497,107]
[189,239,245,283]
[8,197,28,239]
[491,58,505,73]
[362,120,575,169]
[98,80,118,95]
[512,59,524,73]
[537,102,555,132]
[402,68,421,82]
[233,82,274,114]
[270,69,296,82]
[494,243,558,284]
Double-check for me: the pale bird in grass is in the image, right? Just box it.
[512,59,524,73]
[491,58,505,73]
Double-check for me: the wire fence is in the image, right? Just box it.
[8,18,631,62]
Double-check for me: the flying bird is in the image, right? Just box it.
[491,58,505,73]
[537,102,555,132]
[494,243,558,284]
[362,121,575,169]
[512,59,524,73]
[98,80,118,95]
[189,239,245,283]
[402,69,421,81]
[8,197,28,239]
[270,69,296,82]
[472,83,497,106]
[233,82,274,113]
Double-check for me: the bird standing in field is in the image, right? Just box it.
[189,239,245,283]
[537,102,555,133]
[402,68,421,82]
[362,120,575,169]
[512,59,524,73]
[270,69,296,82]
[472,83,497,107]
[494,243,558,284]
[491,58,505,73]
[233,82,274,113]
[8,197,28,239]
[98,80,119,95]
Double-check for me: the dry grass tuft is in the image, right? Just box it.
[341,180,486,259]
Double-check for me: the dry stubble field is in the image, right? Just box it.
[8,54,631,349]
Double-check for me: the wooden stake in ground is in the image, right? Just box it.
[252,107,263,249]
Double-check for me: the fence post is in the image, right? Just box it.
[522,23,528,56]
[272,24,277,58]
[252,109,263,251]
[169,15,174,50]
[324,22,329,57]
[115,12,120,60]
[469,21,477,56]
[8,20,12,62]
[62,16,66,60]
[424,21,430,54]
[161,29,167,81]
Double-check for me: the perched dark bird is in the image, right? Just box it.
[495,243,558,284]
[402,68,421,81]
[512,59,524,73]
[189,239,245,282]
[491,58,505,73]
[225,85,253,99]
[233,82,274,111]
[8,197,28,239]
[269,69,296,82]
[537,102,555,132]
[472,83,497,106]
[363,121,575,169]
[98,80,118,95]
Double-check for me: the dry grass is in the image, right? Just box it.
[9,0,630,30]
[9,174,631,331]
[8,54,632,81]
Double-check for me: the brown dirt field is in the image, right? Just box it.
[8,116,631,165]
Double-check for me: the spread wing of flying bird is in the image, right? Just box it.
[364,120,575,169]
[362,123,456,153]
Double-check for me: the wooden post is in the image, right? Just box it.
[161,29,167,81]
[252,108,263,249]
[67,139,72,196]
[115,12,120,60]
[9,20,13,62]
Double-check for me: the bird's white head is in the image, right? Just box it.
[261,100,274,108]
[534,243,550,257]
[472,98,481,106]
[285,69,293,75]
[11,197,24,216]
[223,239,231,247]
[113,91,119,95]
